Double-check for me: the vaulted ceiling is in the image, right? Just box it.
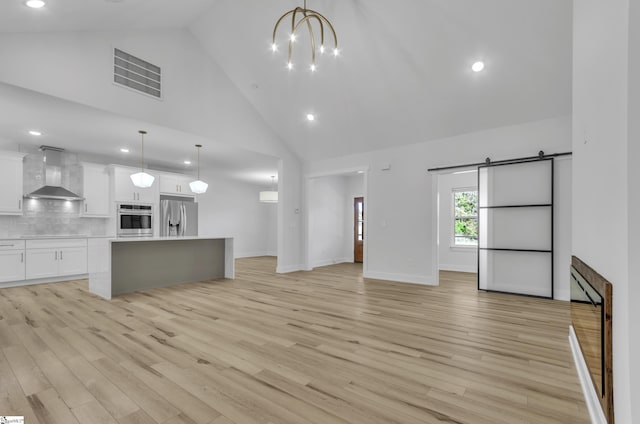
[0,0,573,163]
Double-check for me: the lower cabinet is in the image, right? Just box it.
[58,247,88,276]
[0,240,26,283]
[25,248,58,279]
[25,239,88,280]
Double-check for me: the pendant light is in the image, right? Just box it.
[189,144,208,194]
[259,176,278,203]
[130,130,155,188]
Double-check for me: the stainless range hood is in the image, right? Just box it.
[25,146,84,201]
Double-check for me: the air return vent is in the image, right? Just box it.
[113,48,161,98]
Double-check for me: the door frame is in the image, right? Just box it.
[431,167,479,287]
[304,166,369,272]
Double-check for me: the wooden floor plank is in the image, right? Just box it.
[0,258,588,423]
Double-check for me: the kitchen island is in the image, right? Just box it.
[88,236,234,299]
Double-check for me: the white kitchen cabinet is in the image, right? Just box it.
[25,249,59,279]
[0,240,25,283]
[81,163,110,217]
[58,247,88,276]
[25,239,88,280]
[0,151,26,215]
[159,173,194,196]
[112,166,157,203]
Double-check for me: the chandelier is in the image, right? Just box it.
[271,0,338,71]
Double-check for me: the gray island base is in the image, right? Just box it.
[88,236,234,299]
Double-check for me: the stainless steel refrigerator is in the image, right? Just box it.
[160,196,198,237]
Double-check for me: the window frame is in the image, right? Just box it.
[452,187,478,248]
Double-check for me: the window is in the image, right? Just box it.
[453,189,478,246]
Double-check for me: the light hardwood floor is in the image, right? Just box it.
[0,257,589,424]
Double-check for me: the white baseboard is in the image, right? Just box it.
[310,257,352,268]
[438,263,477,273]
[0,274,88,289]
[363,270,436,286]
[569,325,606,424]
[235,251,275,259]
[276,264,305,273]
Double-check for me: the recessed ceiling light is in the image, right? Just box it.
[28,130,42,136]
[25,0,46,8]
[306,113,315,121]
[120,148,129,153]
[184,160,191,165]
[471,61,485,72]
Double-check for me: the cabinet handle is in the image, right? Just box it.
[176,184,178,192]
[60,251,63,260]
[85,204,88,213]
[21,253,23,263]
[18,199,21,210]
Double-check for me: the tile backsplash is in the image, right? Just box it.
[0,148,109,238]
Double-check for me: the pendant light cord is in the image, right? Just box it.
[195,144,203,180]
[138,130,147,172]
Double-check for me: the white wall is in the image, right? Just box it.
[266,203,277,256]
[627,2,640,420]
[437,171,478,273]
[305,116,572,290]
[197,174,274,258]
[573,1,633,422]
[308,176,350,267]
[0,29,304,274]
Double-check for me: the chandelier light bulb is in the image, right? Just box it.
[271,43,278,52]
[320,45,325,54]
[333,48,339,57]
[287,61,293,70]
[25,0,45,8]
[310,64,316,72]
[290,33,296,42]
[472,61,485,72]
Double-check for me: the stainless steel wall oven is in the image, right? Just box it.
[117,203,153,237]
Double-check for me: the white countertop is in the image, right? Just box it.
[2,235,230,241]
[109,236,232,243]
[1,235,112,240]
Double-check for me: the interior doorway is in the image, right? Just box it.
[354,197,364,263]
[305,169,367,271]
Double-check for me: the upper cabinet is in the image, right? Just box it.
[111,166,158,204]
[159,173,195,197]
[81,163,110,217]
[0,151,26,215]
